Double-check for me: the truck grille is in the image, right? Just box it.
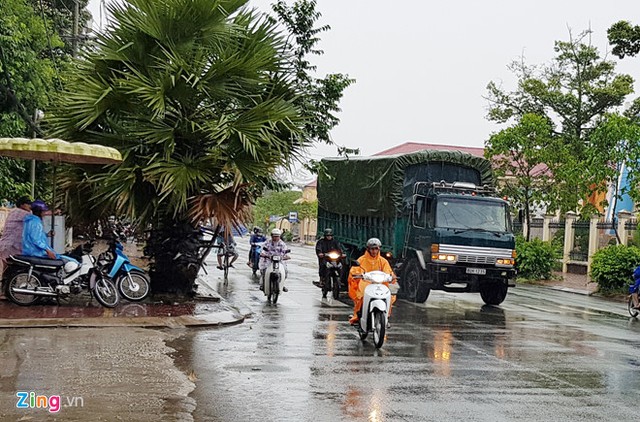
[457,255,496,265]
[438,244,512,264]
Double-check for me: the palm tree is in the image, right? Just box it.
[48,0,308,293]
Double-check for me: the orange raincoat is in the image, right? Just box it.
[348,251,397,318]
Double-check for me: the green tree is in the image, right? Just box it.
[0,0,63,137]
[49,0,348,294]
[269,0,356,175]
[486,30,636,216]
[485,113,555,240]
[608,21,640,59]
[270,0,353,146]
[0,0,93,202]
[0,0,69,201]
[252,190,303,228]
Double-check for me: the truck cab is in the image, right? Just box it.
[402,181,516,304]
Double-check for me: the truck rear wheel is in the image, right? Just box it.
[479,281,508,305]
[401,258,430,303]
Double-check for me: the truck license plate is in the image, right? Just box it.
[466,267,486,275]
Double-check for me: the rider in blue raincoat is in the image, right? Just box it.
[22,200,57,260]
[23,200,79,279]
[630,264,640,309]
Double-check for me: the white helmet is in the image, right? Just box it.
[271,228,282,236]
[64,261,79,274]
[366,238,381,248]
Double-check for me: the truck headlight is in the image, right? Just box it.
[496,258,515,267]
[431,253,457,264]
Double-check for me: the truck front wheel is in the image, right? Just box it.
[401,258,430,303]
[479,280,508,305]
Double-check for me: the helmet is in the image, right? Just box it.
[323,228,333,236]
[366,238,381,249]
[253,226,261,234]
[271,228,282,236]
[31,199,48,212]
[64,260,79,273]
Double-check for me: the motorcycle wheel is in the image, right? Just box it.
[331,275,340,300]
[629,296,639,318]
[118,270,150,301]
[271,278,279,304]
[6,272,42,306]
[93,276,119,308]
[252,254,260,275]
[372,309,386,348]
[322,276,330,299]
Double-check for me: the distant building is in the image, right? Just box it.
[373,142,484,157]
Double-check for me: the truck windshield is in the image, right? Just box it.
[435,197,510,232]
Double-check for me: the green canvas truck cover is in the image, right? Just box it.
[318,150,494,218]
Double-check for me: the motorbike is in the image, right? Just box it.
[261,247,291,304]
[3,241,120,308]
[249,241,264,278]
[350,266,394,348]
[99,231,150,302]
[322,250,344,300]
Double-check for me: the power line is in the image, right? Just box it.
[37,0,64,91]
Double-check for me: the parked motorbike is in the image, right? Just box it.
[322,250,344,299]
[3,241,120,308]
[261,248,291,304]
[350,266,394,348]
[99,231,150,302]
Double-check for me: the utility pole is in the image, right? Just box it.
[72,0,80,57]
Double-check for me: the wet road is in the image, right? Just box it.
[2,239,640,421]
[171,241,640,421]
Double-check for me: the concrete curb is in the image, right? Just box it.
[547,286,594,296]
[0,311,245,329]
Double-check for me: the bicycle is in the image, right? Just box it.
[628,272,640,318]
[222,244,230,285]
[216,242,238,285]
[628,296,639,318]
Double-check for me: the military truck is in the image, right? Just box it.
[317,150,516,305]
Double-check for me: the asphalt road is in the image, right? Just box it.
[173,240,640,421]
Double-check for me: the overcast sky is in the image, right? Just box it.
[87,1,640,179]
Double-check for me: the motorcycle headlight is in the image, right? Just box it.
[364,271,392,283]
[272,255,282,262]
[326,251,341,260]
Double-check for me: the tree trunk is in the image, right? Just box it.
[146,219,211,296]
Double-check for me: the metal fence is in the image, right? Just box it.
[522,214,639,275]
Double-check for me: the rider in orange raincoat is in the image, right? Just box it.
[348,238,397,325]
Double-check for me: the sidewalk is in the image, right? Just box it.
[0,274,246,329]
[524,271,599,296]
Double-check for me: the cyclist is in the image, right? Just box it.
[630,264,640,309]
[216,230,238,270]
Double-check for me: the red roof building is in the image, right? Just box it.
[374,142,485,157]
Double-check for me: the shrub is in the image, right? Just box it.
[590,245,640,292]
[515,236,556,280]
[282,230,293,242]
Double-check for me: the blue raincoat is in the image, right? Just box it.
[22,214,55,258]
[630,265,640,294]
